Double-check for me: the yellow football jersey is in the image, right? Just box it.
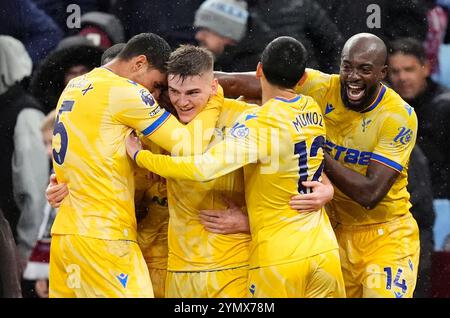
[136,177,169,298]
[51,67,221,241]
[295,69,418,225]
[136,95,339,269]
[166,99,254,271]
[135,140,169,271]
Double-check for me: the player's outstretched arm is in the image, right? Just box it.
[126,108,261,182]
[214,69,327,101]
[289,173,334,212]
[126,127,255,182]
[215,72,261,100]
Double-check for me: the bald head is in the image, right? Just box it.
[339,33,388,112]
[342,33,387,66]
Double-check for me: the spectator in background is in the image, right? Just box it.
[436,0,450,88]
[0,208,22,298]
[388,39,450,294]
[407,146,436,298]
[30,35,104,114]
[111,0,203,48]
[78,11,125,48]
[0,0,63,65]
[246,0,345,73]
[424,0,448,78]
[388,38,450,200]
[0,36,47,257]
[322,0,429,43]
[22,111,57,298]
[194,0,273,72]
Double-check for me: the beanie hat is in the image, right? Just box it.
[194,0,249,42]
[80,11,125,46]
[79,26,113,48]
[30,36,104,113]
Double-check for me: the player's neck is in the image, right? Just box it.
[103,59,129,78]
[262,85,297,104]
[359,83,383,113]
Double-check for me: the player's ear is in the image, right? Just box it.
[256,62,263,79]
[211,78,218,96]
[134,55,148,71]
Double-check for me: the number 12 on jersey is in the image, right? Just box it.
[294,135,325,194]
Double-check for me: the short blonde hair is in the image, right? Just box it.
[41,110,56,132]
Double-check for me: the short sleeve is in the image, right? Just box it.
[371,108,418,172]
[295,68,333,113]
[110,84,171,135]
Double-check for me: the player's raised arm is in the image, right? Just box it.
[215,71,260,99]
[215,68,328,106]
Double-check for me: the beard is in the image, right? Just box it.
[341,83,380,112]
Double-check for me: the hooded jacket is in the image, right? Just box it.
[30,36,104,114]
[0,37,47,259]
[408,78,450,199]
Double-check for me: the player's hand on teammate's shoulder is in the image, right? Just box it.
[46,173,68,208]
[289,175,334,213]
[126,131,143,160]
[199,195,250,235]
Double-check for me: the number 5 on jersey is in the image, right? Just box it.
[53,100,74,165]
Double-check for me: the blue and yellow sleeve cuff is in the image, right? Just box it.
[141,111,171,136]
[370,153,403,173]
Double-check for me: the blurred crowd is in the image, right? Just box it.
[1,0,450,298]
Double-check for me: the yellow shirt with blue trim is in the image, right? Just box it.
[295,69,418,225]
[135,139,169,270]
[166,98,254,271]
[51,67,221,241]
[135,95,339,269]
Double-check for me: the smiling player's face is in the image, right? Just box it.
[339,39,387,111]
[167,72,217,124]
